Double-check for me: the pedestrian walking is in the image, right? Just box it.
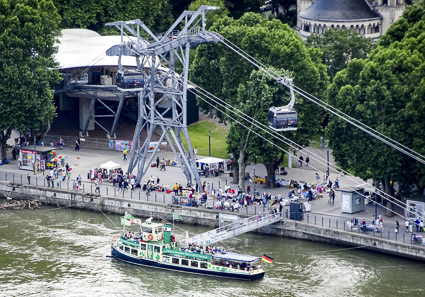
[77,175,82,186]
[298,155,304,167]
[27,173,31,185]
[334,177,339,189]
[315,173,320,184]
[95,182,100,193]
[75,139,80,151]
[156,156,160,168]
[396,220,400,233]
[306,155,310,166]
[123,149,128,161]
[331,189,335,205]
[59,137,64,150]
[405,220,410,232]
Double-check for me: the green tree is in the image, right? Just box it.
[191,13,328,187]
[306,29,374,81]
[0,0,61,161]
[54,0,173,34]
[327,0,425,215]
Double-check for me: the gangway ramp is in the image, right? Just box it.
[186,212,282,246]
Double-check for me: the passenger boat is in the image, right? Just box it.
[110,214,265,281]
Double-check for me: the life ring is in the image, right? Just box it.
[148,234,154,241]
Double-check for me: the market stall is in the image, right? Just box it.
[18,147,56,172]
[196,157,225,176]
[100,161,121,172]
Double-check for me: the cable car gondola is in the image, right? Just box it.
[116,70,144,90]
[268,106,298,131]
[268,78,298,131]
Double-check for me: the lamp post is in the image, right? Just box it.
[325,140,329,181]
[33,134,37,175]
[253,155,257,200]
[208,130,211,157]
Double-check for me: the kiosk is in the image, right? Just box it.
[339,186,365,214]
[18,147,56,172]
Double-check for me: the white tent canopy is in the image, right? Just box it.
[197,157,226,164]
[100,161,121,170]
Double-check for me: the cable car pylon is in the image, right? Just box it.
[106,6,221,189]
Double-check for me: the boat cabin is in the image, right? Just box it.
[140,220,164,242]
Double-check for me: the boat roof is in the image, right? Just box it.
[212,252,260,262]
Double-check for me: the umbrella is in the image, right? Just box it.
[58,155,67,159]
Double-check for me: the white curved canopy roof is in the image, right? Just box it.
[55,29,139,70]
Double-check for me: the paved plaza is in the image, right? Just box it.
[0,141,409,235]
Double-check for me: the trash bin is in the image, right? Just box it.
[290,202,303,221]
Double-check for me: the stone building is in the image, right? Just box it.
[297,0,410,40]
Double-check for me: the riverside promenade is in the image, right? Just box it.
[1,144,424,260]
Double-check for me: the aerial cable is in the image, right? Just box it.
[178,71,406,209]
[220,34,425,163]
[192,88,408,220]
[186,78,409,213]
[215,35,425,165]
[179,69,411,216]
[292,86,425,165]
[194,85,409,215]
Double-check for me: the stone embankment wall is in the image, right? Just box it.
[1,181,424,261]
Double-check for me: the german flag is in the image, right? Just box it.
[262,254,274,264]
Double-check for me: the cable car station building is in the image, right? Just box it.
[54,29,199,139]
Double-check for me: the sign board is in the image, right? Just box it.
[163,248,211,261]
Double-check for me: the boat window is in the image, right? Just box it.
[181,259,189,266]
[200,262,208,269]
[191,261,198,268]
[142,227,152,233]
[131,249,138,256]
[119,245,123,251]
[154,246,161,253]
[172,258,180,264]
[140,243,146,250]
[125,246,130,253]
[163,256,170,263]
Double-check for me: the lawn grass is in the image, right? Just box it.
[181,120,229,159]
[309,133,330,149]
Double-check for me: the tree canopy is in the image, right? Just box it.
[191,13,328,187]
[0,0,61,159]
[306,29,374,81]
[327,0,425,199]
[53,0,174,34]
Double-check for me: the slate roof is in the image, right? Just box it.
[300,0,381,22]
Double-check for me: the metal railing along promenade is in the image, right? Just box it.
[284,210,425,247]
[0,171,280,217]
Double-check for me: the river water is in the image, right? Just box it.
[0,203,424,297]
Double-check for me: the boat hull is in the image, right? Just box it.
[111,246,264,281]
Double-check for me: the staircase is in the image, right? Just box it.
[186,212,282,246]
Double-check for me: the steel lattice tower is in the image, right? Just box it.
[106,5,220,189]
